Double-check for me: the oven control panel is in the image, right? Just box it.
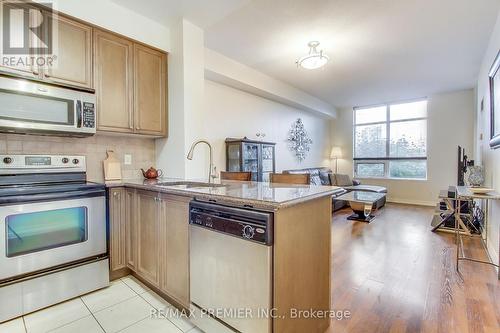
[0,155,86,173]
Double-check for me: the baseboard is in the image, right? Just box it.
[386,198,435,207]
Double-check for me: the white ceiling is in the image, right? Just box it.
[109,0,250,29]
[113,0,500,108]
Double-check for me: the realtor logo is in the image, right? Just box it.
[1,0,57,68]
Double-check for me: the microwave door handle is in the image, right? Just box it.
[76,100,82,128]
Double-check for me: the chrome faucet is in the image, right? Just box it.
[187,139,217,183]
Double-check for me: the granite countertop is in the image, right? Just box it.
[106,178,343,210]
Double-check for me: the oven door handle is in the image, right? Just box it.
[0,189,105,205]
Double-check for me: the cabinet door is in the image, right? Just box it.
[125,189,137,270]
[226,143,242,172]
[43,14,92,89]
[0,2,39,79]
[242,143,259,181]
[94,29,134,133]
[261,144,275,182]
[109,188,126,273]
[134,44,167,136]
[136,190,160,287]
[159,195,190,307]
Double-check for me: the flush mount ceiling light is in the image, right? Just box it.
[296,41,329,70]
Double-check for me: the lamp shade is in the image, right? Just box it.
[330,146,342,159]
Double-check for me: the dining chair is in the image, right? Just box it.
[220,171,252,181]
[269,173,310,185]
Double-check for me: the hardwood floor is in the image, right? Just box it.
[328,203,500,333]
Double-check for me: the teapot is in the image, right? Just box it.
[141,167,163,179]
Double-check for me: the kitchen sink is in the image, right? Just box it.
[156,181,227,189]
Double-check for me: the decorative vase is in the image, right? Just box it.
[468,166,485,187]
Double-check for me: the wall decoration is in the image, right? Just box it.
[488,50,500,149]
[287,118,313,162]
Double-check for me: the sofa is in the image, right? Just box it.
[283,167,387,211]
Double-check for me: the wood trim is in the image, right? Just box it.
[110,267,131,281]
[273,196,332,333]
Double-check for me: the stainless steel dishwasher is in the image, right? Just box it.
[189,200,273,333]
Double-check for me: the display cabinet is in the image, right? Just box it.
[225,138,276,182]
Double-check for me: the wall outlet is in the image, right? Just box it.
[124,154,132,165]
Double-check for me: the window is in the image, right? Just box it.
[353,100,427,179]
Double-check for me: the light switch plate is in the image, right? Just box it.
[124,154,132,165]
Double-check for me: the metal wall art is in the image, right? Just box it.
[287,118,313,162]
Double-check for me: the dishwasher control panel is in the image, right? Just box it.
[189,201,273,245]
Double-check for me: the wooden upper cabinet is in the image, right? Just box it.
[94,28,167,137]
[94,29,134,133]
[0,2,40,78]
[0,6,92,88]
[43,13,92,89]
[134,44,167,136]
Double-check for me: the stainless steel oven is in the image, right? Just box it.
[0,194,105,281]
[0,154,108,322]
[0,76,96,137]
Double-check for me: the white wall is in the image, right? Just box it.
[332,89,475,206]
[204,80,332,174]
[156,19,206,179]
[44,0,170,51]
[205,49,337,118]
[475,10,500,265]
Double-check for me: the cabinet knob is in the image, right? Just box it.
[113,192,119,197]
[136,126,140,130]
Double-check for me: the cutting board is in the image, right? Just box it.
[103,150,122,181]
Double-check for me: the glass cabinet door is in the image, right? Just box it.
[6,207,88,257]
[227,144,241,172]
[242,143,259,181]
[261,145,275,182]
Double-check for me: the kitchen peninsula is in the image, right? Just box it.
[107,179,342,333]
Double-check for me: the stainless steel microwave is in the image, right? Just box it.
[0,76,96,137]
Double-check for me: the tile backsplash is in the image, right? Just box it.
[0,133,156,182]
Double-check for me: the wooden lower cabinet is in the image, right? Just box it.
[109,188,127,273]
[159,194,190,307]
[109,188,190,307]
[135,190,161,287]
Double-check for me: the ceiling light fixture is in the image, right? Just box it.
[296,41,329,70]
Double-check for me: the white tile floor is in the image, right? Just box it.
[0,276,203,333]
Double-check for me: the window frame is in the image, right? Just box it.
[353,99,428,180]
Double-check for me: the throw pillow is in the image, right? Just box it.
[331,174,353,187]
